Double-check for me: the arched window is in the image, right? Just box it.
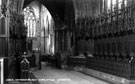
[104,0,127,12]
[23,7,36,37]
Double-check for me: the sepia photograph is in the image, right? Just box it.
[0,0,134,84]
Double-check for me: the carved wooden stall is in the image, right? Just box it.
[86,0,135,79]
[0,17,7,57]
[9,13,27,55]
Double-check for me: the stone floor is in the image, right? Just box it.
[32,62,110,84]
[6,62,113,84]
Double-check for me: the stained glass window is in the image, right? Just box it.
[23,7,36,37]
[105,0,127,12]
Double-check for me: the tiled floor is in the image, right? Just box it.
[32,62,110,84]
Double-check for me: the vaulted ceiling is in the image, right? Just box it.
[23,0,67,21]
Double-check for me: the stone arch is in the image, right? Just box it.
[22,0,67,23]
[6,0,66,24]
[7,0,102,26]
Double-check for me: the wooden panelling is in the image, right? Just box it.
[0,38,6,57]
[0,18,5,35]
[9,13,27,55]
